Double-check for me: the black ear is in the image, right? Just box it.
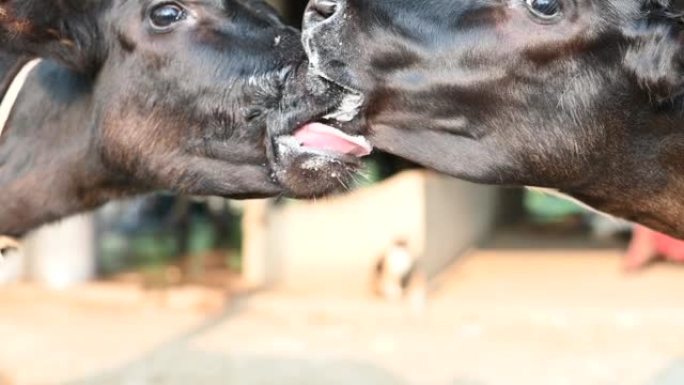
[624,3,684,102]
[0,0,105,73]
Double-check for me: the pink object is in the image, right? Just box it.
[294,122,372,157]
[624,225,684,271]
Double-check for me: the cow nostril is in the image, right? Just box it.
[310,0,338,20]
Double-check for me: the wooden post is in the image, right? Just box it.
[241,200,272,288]
[24,214,96,288]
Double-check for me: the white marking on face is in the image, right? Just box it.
[301,10,365,123]
[301,156,335,171]
[302,18,365,95]
[323,93,364,123]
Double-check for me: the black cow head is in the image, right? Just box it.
[0,0,370,235]
[302,0,684,237]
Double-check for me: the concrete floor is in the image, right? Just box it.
[2,244,684,385]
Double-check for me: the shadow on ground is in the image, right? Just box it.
[65,348,408,385]
[61,295,409,385]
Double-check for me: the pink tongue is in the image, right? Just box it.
[294,122,372,157]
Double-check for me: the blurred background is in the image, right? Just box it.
[2,2,684,385]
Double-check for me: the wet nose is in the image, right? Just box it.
[306,0,342,22]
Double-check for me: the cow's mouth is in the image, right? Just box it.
[279,92,370,159]
[267,72,372,198]
[284,120,372,158]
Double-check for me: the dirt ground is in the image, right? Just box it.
[2,240,684,385]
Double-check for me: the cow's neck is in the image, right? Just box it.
[0,56,113,237]
[561,102,684,237]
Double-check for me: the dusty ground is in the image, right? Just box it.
[1,240,684,385]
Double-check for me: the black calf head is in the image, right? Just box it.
[1,0,368,205]
[303,0,684,236]
[0,0,373,235]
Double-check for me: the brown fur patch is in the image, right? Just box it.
[7,19,32,35]
[60,38,75,47]
[116,30,136,53]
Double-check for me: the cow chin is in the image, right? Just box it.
[265,110,367,199]
[270,135,363,198]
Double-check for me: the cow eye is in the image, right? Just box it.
[525,0,561,19]
[149,3,187,31]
